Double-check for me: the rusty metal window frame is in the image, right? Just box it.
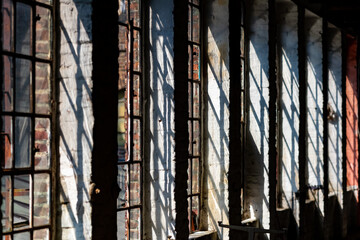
[187,0,202,233]
[117,0,143,239]
[0,0,56,239]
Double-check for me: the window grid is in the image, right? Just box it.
[1,0,54,239]
[187,0,201,233]
[117,0,143,239]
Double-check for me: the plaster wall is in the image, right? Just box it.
[277,0,300,224]
[205,0,230,238]
[245,0,270,233]
[147,0,176,238]
[58,0,93,239]
[305,11,324,213]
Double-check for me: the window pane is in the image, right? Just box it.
[192,7,200,43]
[191,196,199,231]
[2,56,13,111]
[35,118,50,170]
[130,0,140,28]
[133,30,140,72]
[2,116,13,169]
[192,158,200,194]
[34,228,49,240]
[118,0,128,23]
[35,63,51,114]
[118,165,128,208]
[3,235,12,240]
[1,176,12,233]
[118,25,127,90]
[193,82,200,118]
[37,0,52,5]
[133,119,141,161]
[193,45,200,81]
[188,5,191,41]
[15,58,32,113]
[193,120,200,156]
[13,232,30,240]
[133,74,141,117]
[129,164,140,206]
[15,3,32,55]
[188,82,192,117]
[15,117,31,168]
[36,6,52,59]
[34,174,50,226]
[13,175,30,229]
[188,45,192,79]
[117,210,128,240]
[2,0,13,51]
[188,120,192,154]
[129,208,141,240]
[187,158,191,195]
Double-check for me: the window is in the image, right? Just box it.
[1,0,54,239]
[187,0,201,233]
[117,0,143,239]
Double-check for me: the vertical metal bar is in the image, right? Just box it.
[341,31,347,237]
[228,0,242,238]
[189,2,193,233]
[298,5,307,240]
[322,17,329,238]
[31,1,36,231]
[268,0,278,236]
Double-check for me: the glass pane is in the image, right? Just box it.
[118,91,126,162]
[13,232,30,240]
[15,117,31,168]
[1,176,12,233]
[3,235,12,240]
[34,229,49,240]
[133,119,141,161]
[187,158,191,195]
[193,82,200,118]
[35,118,50,170]
[193,45,200,81]
[191,196,200,231]
[13,175,30,229]
[37,0,52,4]
[193,0,200,5]
[15,58,32,113]
[188,45,192,79]
[192,7,200,43]
[16,3,32,55]
[129,208,141,240]
[193,120,200,156]
[130,0,140,27]
[36,6,52,59]
[192,158,200,194]
[188,82,192,117]
[240,26,245,57]
[133,30,140,72]
[118,0,128,23]
[118,25,127,90]
[133,74,141,117]
[188,5,191,41]
[2,116,13,169]
[129,164,141,206]
[117,210,128,240]
[2,0,13,51]
[188,120,192,154]
[34,174,50,226]
[118,165,128,208]
[35,63,51,114]
[2,56,13,111]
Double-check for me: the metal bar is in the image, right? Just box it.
[298,6,307,240]
[0,111,51,118]
[1,50,53,63]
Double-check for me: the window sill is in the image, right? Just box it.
[189,230,216,239]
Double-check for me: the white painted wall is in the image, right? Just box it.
[205,0,230,238]
[277,0,300,224]
[58,0,93,239]
[245,0,270,232]
[327,25,343,204]
[147,0,176,239]
[305,11,324,214]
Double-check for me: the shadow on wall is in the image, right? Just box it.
[146,1,176,238]
[203,0,230,239]
[58,1,93,239]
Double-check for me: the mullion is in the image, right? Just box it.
[1,111,51,118]
[31,1,36,230]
